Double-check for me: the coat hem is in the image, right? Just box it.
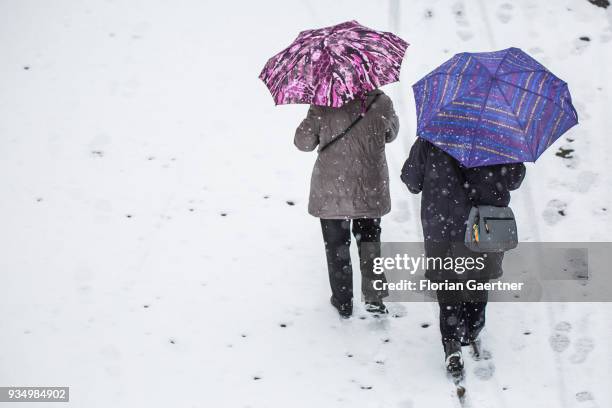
[308,209,391,220]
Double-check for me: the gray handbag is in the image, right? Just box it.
[464,205,518,253]
[453,162,519,253]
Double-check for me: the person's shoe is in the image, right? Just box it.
[469,337,491,360]
[446,351,464,375]
[444,339,463,375]
[364,301,388,315]
[330,296,352,318]
[470,337,482,360]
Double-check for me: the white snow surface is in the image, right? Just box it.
[0,0,611,407]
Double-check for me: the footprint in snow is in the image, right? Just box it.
[366,317,390,331]
[528,47,544,55]
[555,321,572,332]
[573,171,597,193]
[554,141,580,169]
[470,345,492,361]
[473,361,495,381]
[452,2,469,27]
[451,2,474,41]
[594,207,608,217]
[549,321,571,353]
[564,249,589,280]
[387,302,407,318]
[496,3,514,23]
[576,390,594,402]
[550,333,571,353]
[576,390,600,408]
[542,199,567,226]
[572,37,591,55]
[397,399,414,408]
[569,337,594,364]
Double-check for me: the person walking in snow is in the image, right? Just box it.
[401,137,526,373]
[294,89,399,318]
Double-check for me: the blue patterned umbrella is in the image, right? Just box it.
[413,48,578,167]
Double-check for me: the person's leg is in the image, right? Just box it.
[320,219,353,305]
[352,218,388,303]
[437,289,464,349]
[465,287,489,343]
[437,288,464,372]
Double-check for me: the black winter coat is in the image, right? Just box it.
[401,138,526,281]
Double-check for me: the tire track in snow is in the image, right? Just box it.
[474,2,572,408]
[387,3,454,406]
[387,0,422,241]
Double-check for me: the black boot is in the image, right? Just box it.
[470,337,482,360]
[330,296,352,318]
[469,337,491,360]
[444,340,464,375]
[364,301,388,315]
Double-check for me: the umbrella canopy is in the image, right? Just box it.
[259,20,408,108]
[413,47,578,167]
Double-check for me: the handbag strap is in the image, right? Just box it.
[318,93,381,152]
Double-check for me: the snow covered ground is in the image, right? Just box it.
[0,0,611,407]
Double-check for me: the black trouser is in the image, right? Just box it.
[437,286,488,353]
[320,218,388,304]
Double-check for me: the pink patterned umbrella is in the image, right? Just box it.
[259,20,409,108]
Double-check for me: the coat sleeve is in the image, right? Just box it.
[505,163,526,191]
[401,138,428,194]
[381,95,399,143]
[294,106,320,152]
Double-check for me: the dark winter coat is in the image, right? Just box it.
[401,138,526,281]
[294,89,399,219]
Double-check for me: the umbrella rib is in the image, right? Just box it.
[496,77,570,117]
[418,76,491,133]
[416,72,487,84]
[497,69,549,77]
[267,38,312,81]
[467,81,494,167]
[466,50,510,166]
[267,50,310,98]
[494,80,528,134]
[467,57,495,79]
[493,80,534,160]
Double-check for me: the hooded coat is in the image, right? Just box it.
[401,138,526,281]
[294,89,399,219]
